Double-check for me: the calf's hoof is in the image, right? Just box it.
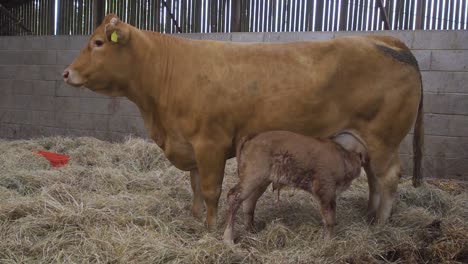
[223,230,235,245]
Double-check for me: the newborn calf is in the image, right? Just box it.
[223,130,368,244]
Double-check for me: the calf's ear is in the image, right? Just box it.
[105,17,130,44]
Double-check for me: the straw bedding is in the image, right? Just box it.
[0,137,467,263]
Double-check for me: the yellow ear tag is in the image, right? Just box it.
[111,31,118,43]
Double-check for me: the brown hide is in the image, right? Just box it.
[64,14,423,227]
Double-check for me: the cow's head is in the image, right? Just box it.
[63,14,133,96]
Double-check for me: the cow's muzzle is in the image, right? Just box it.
[63,68,85,87]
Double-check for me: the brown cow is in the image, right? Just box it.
[223,130,368,244]
[63,14,423,229]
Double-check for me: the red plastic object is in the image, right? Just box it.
[34,150,70,167]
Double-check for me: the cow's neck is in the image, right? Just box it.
[123,31,176,149]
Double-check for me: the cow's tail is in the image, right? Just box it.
[412,73,424,188]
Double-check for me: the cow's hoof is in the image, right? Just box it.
[204,221,217,232]
[191,208,203,220]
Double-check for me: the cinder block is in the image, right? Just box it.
[421,71,468,93]
[31,96,55,111]
[33,80,55,95]
[400,155,446,179]
[110,98,140,116]
[431,50,468,71]
[55,97,81,113]
[22,50,57,65]
[22,36,48,50]
[174,33,202,40]
[55,112,109,131]
[232,32,265,43]
[45,35,88,51]
[39,65,64,81]
[264,31,334,42]
[412,50,431,71]
[424,113,468,137]
[399,134,468,159]
[0,37,25,50]
[12,80,33,95]
[0,65,18,79]
[14,65,41,80]
[108,115,145,134]
[0,94,14,108]
[56,50,79,66]
[0,109,31,124]
[31,111,55,126]
[80,97,114,114]
[0,79,13,95]
[13,94,33,110]
[412,30,468,49]
[45,36,68,50]
[24,125,60,139]
[199,33,232,41]
[0,123,21,138]
[424,93,468,115]
[445,158,468,180]
[68,35,89,50]
[0,51,23,65]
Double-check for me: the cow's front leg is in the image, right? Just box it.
[194,142,228,230]
[190,169,204,219]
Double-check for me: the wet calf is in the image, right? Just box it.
[223,130,368,244]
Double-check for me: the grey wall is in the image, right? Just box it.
[0,30,467,180]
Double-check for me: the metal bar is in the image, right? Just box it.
[315,0,323,31]
[362,0,368,30]
[161,0,182,32]
[231,0,241,32]
[339,0,348,30]
[0,3,34,34]
[437,0,443,29]
[461,0,466,30]
[415,0,424,29]
[450,0,455,29]
[376,0,390,29]
[445,0,454,29]
[403,0,410,29]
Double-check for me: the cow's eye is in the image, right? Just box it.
[94,40,104,47]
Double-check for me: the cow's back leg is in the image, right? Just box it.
[190,169,204,219]
[368,149,401,224]
[364,165,380,223]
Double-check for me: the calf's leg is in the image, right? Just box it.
[242,182,270,231]
[223,184,243,244]
[319,198,336,240]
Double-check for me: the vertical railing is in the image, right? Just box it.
[1,0,468,36]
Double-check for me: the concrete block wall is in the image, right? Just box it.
[0,30,467,180]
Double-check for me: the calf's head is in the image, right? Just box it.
[63,14,133,96]
[332,130,369,166]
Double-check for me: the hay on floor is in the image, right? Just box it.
[0,136,467,263]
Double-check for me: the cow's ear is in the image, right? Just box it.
[105,17,130,44]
